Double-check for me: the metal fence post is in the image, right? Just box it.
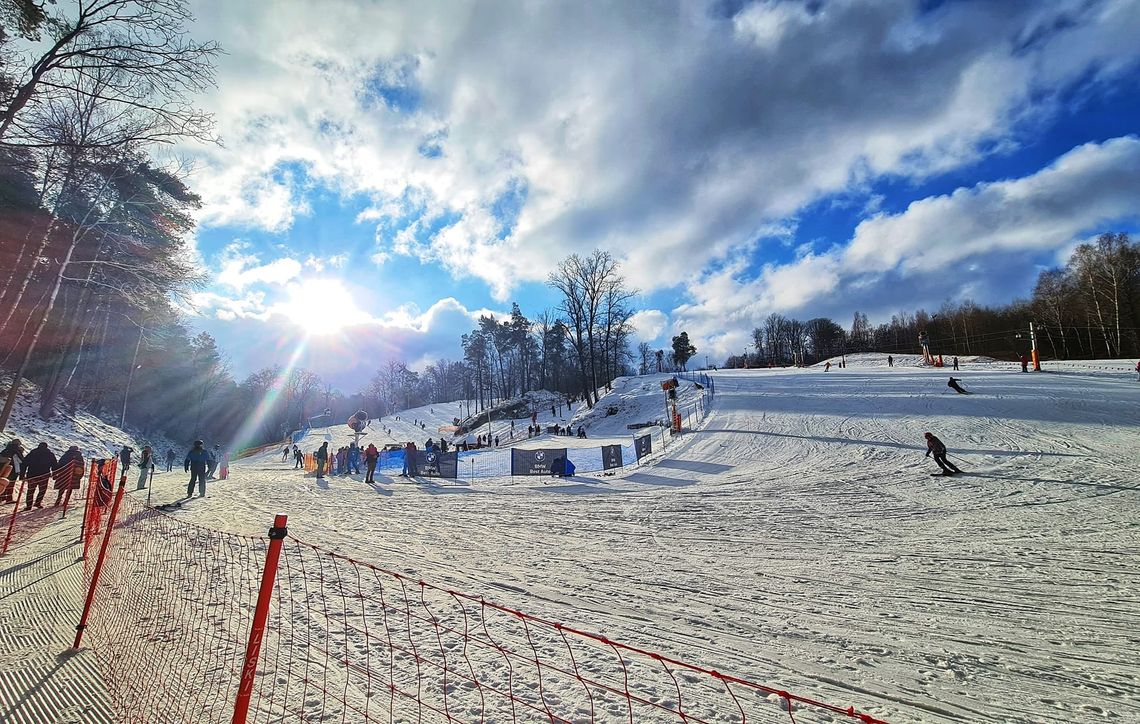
[232,514,288,724]
[72,475,128,648]
[1,477,28,556]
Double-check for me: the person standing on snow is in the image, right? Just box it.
[293,445,304,469]
[281,445,290,461]
[137,445,153,489]
[402,441,418,477]
[364,443,379,484]
[924,432,962,476]
[1020,354,1029,373]
[314,442,329,478]
[184,440,211,497]
[206,444,221,479]
[887,355,893,367]
[348,442,361,474]
[952,356,959,371]
[0,439,25,504]
[165,448,176,472]
[119,445,133,474]
[22,442,58,510]
[54,445,84,508]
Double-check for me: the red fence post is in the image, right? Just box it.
[1,476,28,556]
[72,474,127,648]
[232,514,288,724]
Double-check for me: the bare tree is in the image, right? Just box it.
[0,0,218,145]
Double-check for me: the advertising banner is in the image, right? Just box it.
[634,434,653,461]
[415,450,458,479]
[602,444,624,470]
[511,448,567,476]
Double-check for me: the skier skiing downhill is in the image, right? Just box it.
[924,432,962,476]
[947,376,970,394]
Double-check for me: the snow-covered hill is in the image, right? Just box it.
[0,374,171,459]
[126,359,1140,722]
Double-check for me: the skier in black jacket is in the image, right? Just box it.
[924,432,961,475]
[184,440,211,498]
[22,442,58,510]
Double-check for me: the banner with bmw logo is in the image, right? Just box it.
[602,444,623,470]
[414,449,459,479]
[634,434,652,461]
[511,447,568,476]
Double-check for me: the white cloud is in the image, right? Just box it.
[215,243,303,291]
[672,135,1140,361]
[843,136,1140,274]
[628,309,669,342]
[180,0,1140,299]
[189,290,270,321]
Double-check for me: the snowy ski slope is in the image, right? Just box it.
[141,356,1140,722]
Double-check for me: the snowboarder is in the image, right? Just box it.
[952,356,959,371]
[54,446,84,508]
[947,376,970,394]
[824,361,831,372]
[282,445,290,461]
[364,443,379,483]
[314,442,329,478]
[165,448,176,472]
[137,445,153,490]
[887,355,893,367]
[119,445,133,474]
[22,442,58,510]
[184,440,211,498]
[924,432,962,475]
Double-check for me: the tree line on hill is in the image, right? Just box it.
[725,232,1140,368]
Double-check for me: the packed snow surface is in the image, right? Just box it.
[141,358,1140,722]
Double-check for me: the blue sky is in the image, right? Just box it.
[178,0,1140,389]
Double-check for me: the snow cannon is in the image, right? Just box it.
[348,410,369,433]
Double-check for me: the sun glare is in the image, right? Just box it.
[276,279,371,335]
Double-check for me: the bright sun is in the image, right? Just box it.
[275,279,371,335]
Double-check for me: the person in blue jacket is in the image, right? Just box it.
[184,440,211,498]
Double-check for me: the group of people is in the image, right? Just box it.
[309,441,382,482]
[0,439,85,510]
